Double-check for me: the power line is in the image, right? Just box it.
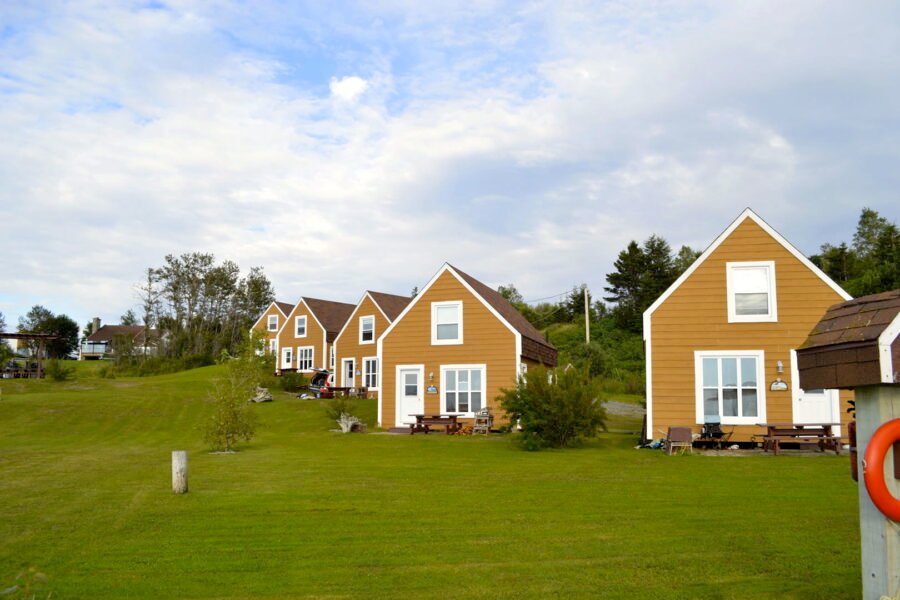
[523,290,571,304]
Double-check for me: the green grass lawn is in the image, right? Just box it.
[0,366,861,599]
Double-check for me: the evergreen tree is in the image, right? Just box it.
[604,241,647,332]
[120,309,139,326]
[673,245,702,277]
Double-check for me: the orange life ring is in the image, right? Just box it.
[863,418,900,522]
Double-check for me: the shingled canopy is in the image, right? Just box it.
[797,289,900,389]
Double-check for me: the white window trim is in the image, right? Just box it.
[330,345,335,369]
[296,346,314,372]
[726,261,778,323]
[267,315,279,332]
[694,350,767,425]
[359,315,375,345]
[269,339,277,355]
[281,347,293,369]
[294,315,308,338]
[363,356,378,390]
[439,363,487,417]
[431,300,464,346]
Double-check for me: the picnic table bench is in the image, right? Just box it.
[758,423,842,455]
[408,414,461,435]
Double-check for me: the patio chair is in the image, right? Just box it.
[472,408,493,434]
[665,427,693,455]
[700,416,733,448]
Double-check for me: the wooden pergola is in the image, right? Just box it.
[0,332,60,379]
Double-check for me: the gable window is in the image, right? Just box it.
[295,315,307,337]
[267,315,278,331]
[432,301,463,345]
[726,261,777,323]
[441,365,485,414]
[694,351,766,425]
[363,357,378,389]
[359,316,375,344]
[297,346,314,371]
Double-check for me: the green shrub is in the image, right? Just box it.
[278,372,308,393]
[203,339,263,452]
[44,359,74,382]
[498,365,606,450]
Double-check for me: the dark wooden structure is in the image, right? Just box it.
[796,289,900,388]
[758,423,841,455]
[408,414,462,435]
[796,289,900,599]
[0,332,60,379]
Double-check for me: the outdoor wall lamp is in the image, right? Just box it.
[429,372,434,382]
[776,360,784,374]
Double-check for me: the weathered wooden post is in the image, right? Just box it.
[172,451,188,494]
[797,290,900,599]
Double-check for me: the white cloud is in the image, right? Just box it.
[329,76,369,102]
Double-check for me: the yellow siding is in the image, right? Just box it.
[381,270,517,427]
[650,218,854,441]
[334,296,390,396]
[276,301,328,372]
[252,304,286,350]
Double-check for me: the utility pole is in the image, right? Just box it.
[584,286,590,344]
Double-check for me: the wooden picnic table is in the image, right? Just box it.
[408,414,461,435]
[757,423,842,455]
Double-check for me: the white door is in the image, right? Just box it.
[396,367,423,426]
[790,350,841,433]
[281,347,293,370]
[342,358,355,388]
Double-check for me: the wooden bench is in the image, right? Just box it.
[759,423,841,455]
[408,414,461,435]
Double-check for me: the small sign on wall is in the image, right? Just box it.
[426,385,438,394]
[769,379,788,391]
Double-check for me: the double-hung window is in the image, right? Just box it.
[295,316,307,337]
[726,261,777,322]
[695,351,765,425]
[267,315,278,331]
[363,357,378,389]
[442,365,485,414]
[359,316,375,344]
[432,301,463,345]
[296,346,314,371]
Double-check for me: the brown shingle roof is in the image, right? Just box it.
[800,289,900,350]
[86,325,156,344]
[450,265,558,366]
[303,297,356,342]
[275,301,294,316]
[368,291,412,322]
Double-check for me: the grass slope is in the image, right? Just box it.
[0,365,860,599]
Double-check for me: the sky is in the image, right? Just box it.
[1,0,898,330]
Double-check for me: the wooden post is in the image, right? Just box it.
[172,451,188,494]
[855,386,900,599]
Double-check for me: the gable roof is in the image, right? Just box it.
[367,291,412,321]
[302,297,356,342]
[381,263,557,365]
[250,300,295,331]
[642,207,852,336]
[86,325,156,344]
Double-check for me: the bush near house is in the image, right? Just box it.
[498,365,606,450]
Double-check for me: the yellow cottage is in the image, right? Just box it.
[249,301,295,355]
[333,291,411,396]
[643,208,854,442]
[275,297,354,374]
[378,264,557,428]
